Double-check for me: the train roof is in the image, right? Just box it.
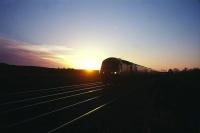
[103,57,120,62]
[121,59,132,65]
[103,57,133,65]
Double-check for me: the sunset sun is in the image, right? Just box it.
[81,58,99,70]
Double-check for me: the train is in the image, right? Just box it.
[100,57,155,82]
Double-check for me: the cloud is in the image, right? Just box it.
[0,36,73,68]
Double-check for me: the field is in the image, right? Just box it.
[0,63,100,94]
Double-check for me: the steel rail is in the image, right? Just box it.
[1,88,103,113]
[0,84,105,107]
[47,99,116,133]
[6,96,101,128]
[1,82,101,96]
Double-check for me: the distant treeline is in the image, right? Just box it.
[167,67,200,73]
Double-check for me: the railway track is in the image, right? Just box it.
[0,81,118,133]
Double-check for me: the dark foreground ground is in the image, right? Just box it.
[0,64,200,133]
[67,70,200,133]
[0,63,100,94]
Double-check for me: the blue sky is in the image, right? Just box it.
[0,0,200,70]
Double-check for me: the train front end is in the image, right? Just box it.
[100,58,121,82]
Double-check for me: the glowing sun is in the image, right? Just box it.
[81,58,99,70]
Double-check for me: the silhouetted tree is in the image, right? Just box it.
[173,68,180,73]
[168,69,173,73]
[182,67,188,72]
